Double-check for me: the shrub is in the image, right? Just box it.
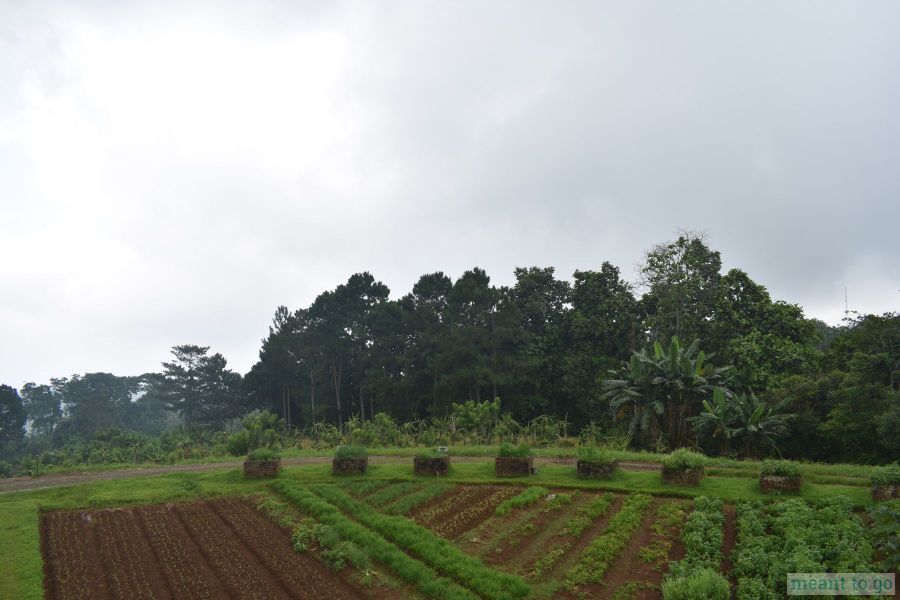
[760,459,803,478]
[662,449,706,471]
[0,460,11,478]
[577,446,614,462]
[662,568,730,600]
[498,443,531,458]
[334,445,368,460]
[870,464,900,486]
[247,447,280,461]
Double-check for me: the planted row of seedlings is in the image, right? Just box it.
[603,500,688,600]
[307,483,530,600]
[273,480,478,600]
[730,496,875,599]
[661,496,730,600]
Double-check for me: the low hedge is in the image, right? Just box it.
[760,459,803,478]
[662,449,706,471]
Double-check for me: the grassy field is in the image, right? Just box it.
[2,453,881,600]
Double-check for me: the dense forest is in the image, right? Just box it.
[1,233,897,472]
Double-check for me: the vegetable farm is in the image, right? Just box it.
[3,452,891,600]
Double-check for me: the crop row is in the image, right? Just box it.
[565,493,653,588]
[731,497,875,599]
[495,486,548,516]
[383,481,453,515]
[309,483,530,600]
[175,502,275,599]
[94,510,156,599]
[527,493,616,578]
[414,486,481,523]
[139,505,216,599]
[365,481,421,507]
[42,512,93,600]
[339,479,392,498]
[430,487,518,538]
[273,480,478,600]
[666,496,724,580]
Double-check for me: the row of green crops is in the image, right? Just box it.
[731,497,875,599]
[564,492,616,537]
[272,480,477,600]
[662,496,729,599]
[666,497,724,579]
[365,481,421,507]
[495,486,549,516]
[384,482,453,515]
[565,493,654,588]
[308,483,530,600]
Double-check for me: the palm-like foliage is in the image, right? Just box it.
[690,388,794,458]
[601,336,731,449]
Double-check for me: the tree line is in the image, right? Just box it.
[1,232,897,468]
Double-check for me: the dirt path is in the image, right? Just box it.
[1,455,664,495]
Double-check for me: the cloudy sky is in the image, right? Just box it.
[1,1,898,386]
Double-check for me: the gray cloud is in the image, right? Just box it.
[1,0,898,385]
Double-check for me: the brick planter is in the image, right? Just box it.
[332,457,368,475]
[661,466,704,486]
[872,484,899,501]
[576,459,619,480]
[760,475,802,493]
[243,458,281,478]
[495,456,534,477]
[414,456,450,476]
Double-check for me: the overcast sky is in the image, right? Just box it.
[1,1,898,386]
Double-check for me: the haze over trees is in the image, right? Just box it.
[2,233,898,467]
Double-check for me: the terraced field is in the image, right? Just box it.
[37,479,880,600]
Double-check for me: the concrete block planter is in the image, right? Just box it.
[661,466,704,486]
[495,456,534,477]
[332,457,368,475]
[760,474,802,493]
[243,458,281,478]
[576,459,619,479]
[414,456,450,476]
[873,483,899,501]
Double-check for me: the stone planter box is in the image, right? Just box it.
[661,466,704,486]
[332,457,368,475]
[760,474,802,493]
[414,456,450,476]
[243,458,281,478]
[872,484,899,501]
[495,456,534,477]
[577,459,619,480]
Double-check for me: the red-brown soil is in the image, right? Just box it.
[41,498,364,600]
[412,485,518,539]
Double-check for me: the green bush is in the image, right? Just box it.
[0,460,12,478]
[247,447,280,461]
[662,449,706,471]
[577,446,614,462]
[662,568,730,600]
[334,445,368,459]
[870,464,900,486]
[760,459,803,478]
[498,443,531,458]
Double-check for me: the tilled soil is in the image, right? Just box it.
[41,498,364,600]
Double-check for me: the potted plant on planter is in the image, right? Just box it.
[870,465,900,501]
[495,443,533,477]
[243,448,281,478]
[414,449,450,476]
[332,446,368,475]
[661,449,706,486]
[759,459,803,493]
[576,446,619,479]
